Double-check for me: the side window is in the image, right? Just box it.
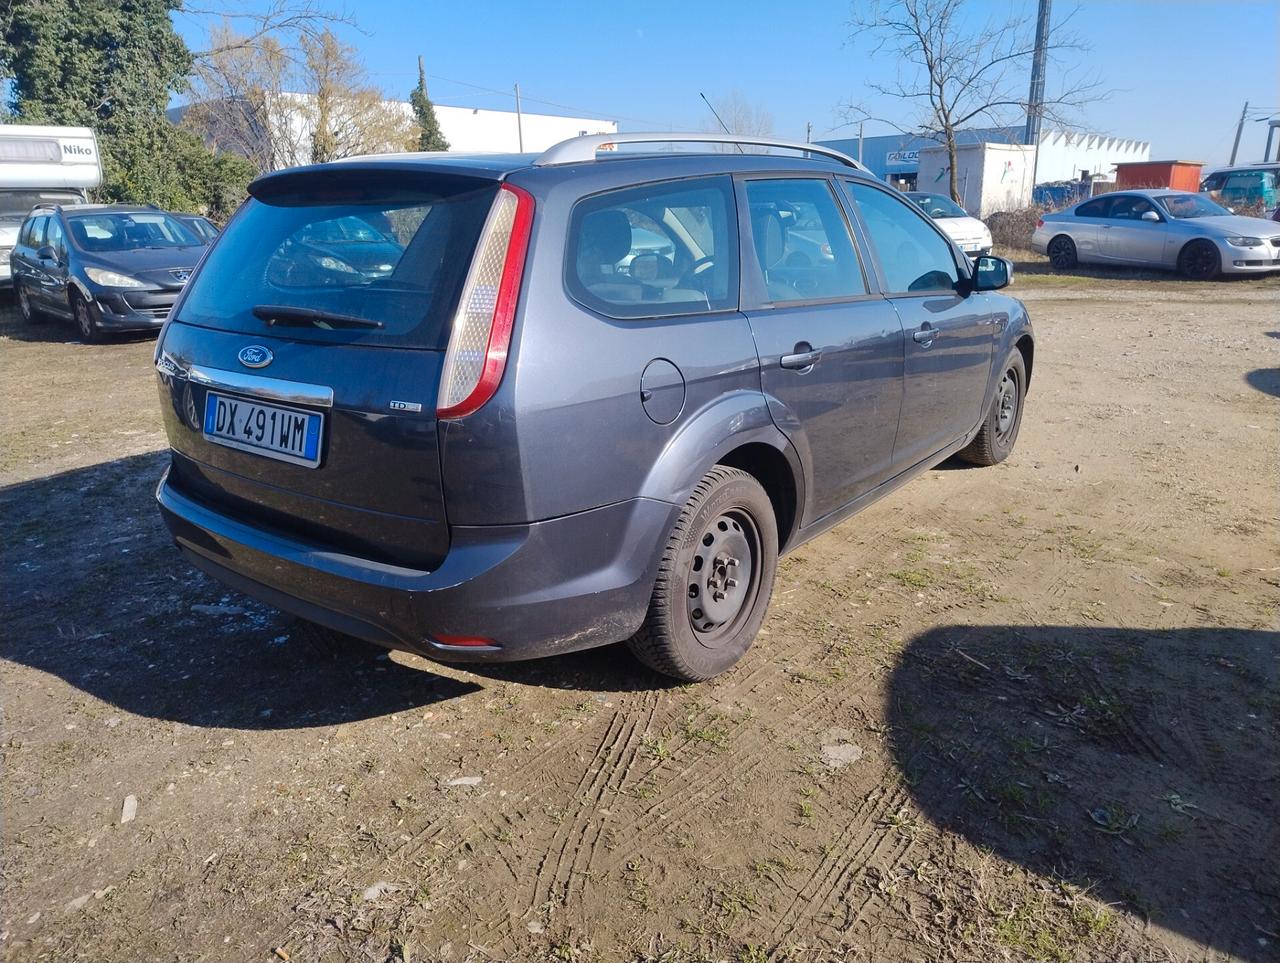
[1076,197,1111,218]
[45,218,66,255]
[567,175,736,319]
[846,181,959,294]
[1107,196,1157,220]
[1200,173,1225,192]
[22,215,47,248]
[743,178,867,303]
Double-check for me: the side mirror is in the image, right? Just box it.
[36,244,58,263]
[1140,210,1160,222]
[973,254,1012,291]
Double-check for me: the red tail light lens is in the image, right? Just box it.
[433,634,499,648]
[437,183,535,419]
[1036,218,1045,228]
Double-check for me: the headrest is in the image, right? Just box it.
[579,209,632,264]
[751,209,784,271]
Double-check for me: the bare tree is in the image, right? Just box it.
[184,25,415,171]
[704,89,775,151]
[844,0,1102,200]
[184,0,356,62]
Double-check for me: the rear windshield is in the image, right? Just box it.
[177,171,497,349]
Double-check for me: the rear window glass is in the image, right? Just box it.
[177,172,497,348]
[566,176,737,319]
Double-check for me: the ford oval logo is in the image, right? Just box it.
[238,345,273,369]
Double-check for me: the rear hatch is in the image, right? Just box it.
[155,166,501,569]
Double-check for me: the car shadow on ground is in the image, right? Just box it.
[889,623,1279,963]
[1,452,673,732]
[1245,367,1280,397]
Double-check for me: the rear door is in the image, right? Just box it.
[14,214,48,306]
[842,179,995,472]
[740,175,904,522]
[156,167,501,569]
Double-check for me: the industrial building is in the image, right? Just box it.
[818,126,1149,192]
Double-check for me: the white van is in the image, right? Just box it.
[0,125,103,287]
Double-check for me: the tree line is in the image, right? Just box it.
[0,0,449,220]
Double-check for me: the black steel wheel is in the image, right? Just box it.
[629,466,778,681]
[1047,235,1077,270]
[1178,240,1221,281]
[959,350,1027,466]
[71,290,102,344]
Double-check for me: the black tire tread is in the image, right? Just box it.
[628,466,768,682]
[958,351,1026,467]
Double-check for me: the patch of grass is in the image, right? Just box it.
[991,891,1116,962]
[682,716,730,751]
[889,568,933,589]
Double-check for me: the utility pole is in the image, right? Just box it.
[806,121,812,144]
[1229,101,1249,164]
[1025,0,1051,189]
[514,83,524,152]
[858,121,864,164]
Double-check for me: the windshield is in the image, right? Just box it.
[907,193,968,218]
[0,190,83,222]
[178,172,498,348]
[66,211,201,250]
[1156,194,1231,219]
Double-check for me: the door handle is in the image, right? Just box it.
[912,325,937,345]
[780,349,822,370]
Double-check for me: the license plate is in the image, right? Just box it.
[203,392,323,468]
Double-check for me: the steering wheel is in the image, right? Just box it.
[680,255,716,288]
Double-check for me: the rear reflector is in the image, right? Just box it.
[437,183,534,419]
[433,634,500,648]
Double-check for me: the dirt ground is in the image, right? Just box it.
[2,266,1277,963]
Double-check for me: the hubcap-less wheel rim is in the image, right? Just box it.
[686,510,760,647]
[1186,244,1216,278]
[76,300,92,338]
[1048,238,1073,267]
[996,369,1018,441]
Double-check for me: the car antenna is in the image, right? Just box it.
[699,93,745,154]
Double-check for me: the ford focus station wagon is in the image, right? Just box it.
[154,133,1034,681]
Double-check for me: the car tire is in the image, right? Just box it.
[959,350,1027,467]
[628,466,778,681]
[16,282,47,324]
[1177,240,1221,280]
[70,290,103,344]
[1046,235,1077,270]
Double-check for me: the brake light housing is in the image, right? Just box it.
[437,183,535,419]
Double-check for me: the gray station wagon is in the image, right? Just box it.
[154,133,1034,681]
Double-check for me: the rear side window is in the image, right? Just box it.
[21,215,46,247]
[744,178,867,303]
[1076,197,1110,218]
[178,171,498,348]
[567,176,737,319]
[846,182,959,294]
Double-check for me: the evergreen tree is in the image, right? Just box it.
[1,0,252,214]
[409,56,449,152]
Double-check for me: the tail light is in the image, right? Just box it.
[1036,218,1045,228]
[437,183,535,419]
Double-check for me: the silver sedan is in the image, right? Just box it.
[1031,188,1280,279]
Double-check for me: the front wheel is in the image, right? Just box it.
[1178,240,1221,280]
[959,351,1027,466]
[628,466,778,681]
[71,290,103,344]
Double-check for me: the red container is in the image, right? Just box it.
[1114,160,1204,191]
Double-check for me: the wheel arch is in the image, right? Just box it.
[716,441,804,553]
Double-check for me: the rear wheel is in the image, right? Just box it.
[959,351,1026,466]
[71,290,102,344]
[16,282,46,324]
[1047,235,1077,270]
[629,466,778,681]
[1178,240,1220,280]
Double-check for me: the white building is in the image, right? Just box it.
[430,104,616,153]
[1031,130,1150,183]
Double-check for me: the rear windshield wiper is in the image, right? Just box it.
[252,304,384,329]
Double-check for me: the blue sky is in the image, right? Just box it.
[176,0,1280,166]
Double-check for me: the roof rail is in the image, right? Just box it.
[534,132,871,173]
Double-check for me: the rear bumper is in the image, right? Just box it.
[157,466,676,663]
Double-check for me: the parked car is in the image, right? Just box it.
[905,191,993,255]
[11,204,205,341]
[172,212,220,243]
[1200,164,1279,215]
[1031,189,1280,279]
[153,133,1033,681]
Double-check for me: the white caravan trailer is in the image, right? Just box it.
[0,125,102,286]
